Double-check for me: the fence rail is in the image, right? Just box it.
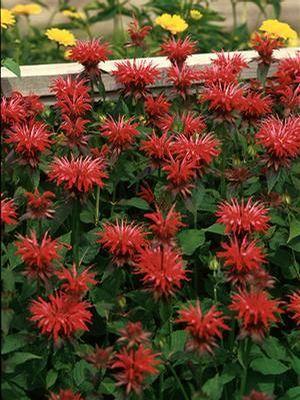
[1,47,299,102]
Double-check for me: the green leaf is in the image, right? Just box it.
[202,374,223,400]
[262,337,287,361]
[118,197,150,210]
[291,355,300,375]
[46,369,58,389]
[2,334,27,355]
[204,223,225,235]
[5,352,41,373]
[2,58,21,77]
[73,360,89,386]
[170,330,187,353]
[250,357,289,375]
[287,218,300,243]
[99,378,116,394]
[278,386,300,400]
[177,229,205,255]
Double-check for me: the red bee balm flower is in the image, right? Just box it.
[85,345,113,369]
[134,246,189,299]
[112,60,160,99]
[241,91,272,121]
[167,63,200,98]
[160,36,197,68]
[97,220,148,266]
[255,116,300,169]
[243,390,273,400]
[1,195,17,225]
[51,77,91,117]
[5,120,52,167]
[111,344,160,395]
[138,183,155,205]
[29,292,92,343]
[250,32,284,65]
[15,231,62,282]
[144,205,185,244]
[177,301,230,354]
[49,389,84,400]
[69,39,111,76]
[163,156,197,197]
[128,19,152,48]
[56,264,97,298]
[140,132,172,167]
[1,93,26,126]
[180,111,206,137]
[212,51,248,75]
[117,321,151,348]
[287,291,300,326]
[216,198,270,235]
[25,189,55,219]
[100,116,139,150]
[229,290,282,342]
[48,155,107,194]
[144,94,171,120]
[60,115,90,147]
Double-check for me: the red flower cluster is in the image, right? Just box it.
[241,90,272,122]
[167,63,200,98]
[250,32,284,65]
[140,132,172,167]
[56,264,96,298]
[160,36,197,69]
[24,189,55,219]
[48,155,107,194]
[144,94,171,123]
[49,389,84,400]
[85,345,113,369]
[117,321,151,348]
[177,301,230,353]
[287,291,300,326]
[100,116,139,151]
[127,19,152,48]
[1,195,18,225]
[112,60,160,98]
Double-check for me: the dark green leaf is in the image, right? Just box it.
[250,357,289,375]
[177,229,205,255]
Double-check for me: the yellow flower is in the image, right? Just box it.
[11,4,42,16]
[62,10,85,20]
[288,35,300,47]
[1,8,16,29]
[190,9,203,21]
[45,28,76,47]
[259,19,297,41]
[155,13,188,35]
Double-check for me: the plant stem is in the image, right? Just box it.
[71,198,80,266]
[167,362,190,400]
[220,146,227,198]
[240,338,251,397]
[231,0,238,31]
[95,186,100,226]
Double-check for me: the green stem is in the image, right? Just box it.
[167,362,190,400]
[231,0,238,31]
[71,198,80,266]
[95,186,100,226]
[240,339,251,397]
[220,147,227,198]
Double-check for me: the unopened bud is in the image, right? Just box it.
[209,256,220,271]
[232,157,241,167]
[98,114,106,124]
[247,145,257,157]
[118,296,126,309]
[282,193,291,205]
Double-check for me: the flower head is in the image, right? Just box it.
[1,195,18,225]
[1,93,27,126]
[25,189,55,219]
[144,94,171,121]
[69,39,111,76]
[5,120,52,167]
[117,321,151,348]
[1,9,16,29]
[190,10,203,20]
[177,301,230,353]
[111,345,160,394]
[229,290,282,341]
[259,19,297,41]
[45,28,76,47]
[212,51,248,75]
[216,198,270,235]
[138,184,155,205]
[163,156,197,197]
[12,4,42,15]
[140,132,172,167]
[85,345,113,369]
[250,32,284,65]
[112,60,160,99]
[180,112,206,137]
[100,116,139,151]
[48,155,107,194]
[241,90,272,121]
[128,19,152,48]
[60,115,90,147]
[49,389,84,400]
[56,264,97,298]
[243,390,273,400]
[134,246,189,299]
[155,13,188,35]
[255,116,300,169]
[97,220,148,266]
[15,231,62,282]
[29,292,92,343]
[287,291,300,326]
[167,63,200,98]
[160,36,197,68]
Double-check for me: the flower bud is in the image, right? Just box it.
[209,256,220,271]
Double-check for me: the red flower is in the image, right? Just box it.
[287,291,300,326]
[199,64,237,86]
[216,198,270,235]
[250,32,284,65]
[100,116,139,151]
[112,60,160,98]
[117,321,151,348]
[274,54,300,87]
[171,133,220,167]
[1,195,17,225]
[140,132,172,167]
[246,266,275,290]
[163,156,197,197]
[167,63,200,98]
[134,245,189,299]
[51,76,91,117]
[180,111,206,137]
[69,39,111,76]
[60,115,90,147]
[200,82,244,121]
[255,116,300,169]
[56,264,97,298]
[111,345,160,394]
[275,85,300,113]
[128,19,152,48]
[5,120,52,167]
[49,389,84,400]
[241,91,273,121]
[177,301,230,353]
[85,345,113,369]
[155,113,175,133]
[144,205,185,244]
[212,51,248,75]
[97,220,148,266]
[29,292,92,343]
[1,93,26,126]
[15,231,62,282]
[160,36,197,68]
[48,155,107,194]
[25,189,55,219]
[229,290,282,341]
[144,94,171,120]
[243,390,273,400]
[217,237,267,286]
[225,167,251,187]
[138,183,155,205]
[22,93,44,117]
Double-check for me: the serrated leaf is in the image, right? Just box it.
[99,378,116,394]
[2,334,27,355]
[5,352,41,372]
[73,360,89,386]
[202,374,223,400]
[262,337,287,361]
[177,229,205,255]
[250,357,289,375]
[287,218,300,243]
